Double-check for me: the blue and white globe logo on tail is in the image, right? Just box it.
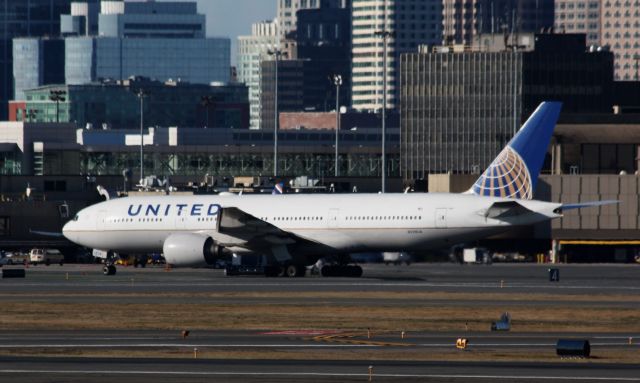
[471,146,532,199]
[467,102,563,201]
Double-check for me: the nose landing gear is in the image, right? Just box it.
[103,264,116,275]
[102,251,117,276]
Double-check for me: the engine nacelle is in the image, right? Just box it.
[163,233,223,267]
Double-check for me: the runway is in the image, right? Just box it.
[2,356,640,382]
[2,263,640,295]
[1,263,639,382]
[0,330,638,350]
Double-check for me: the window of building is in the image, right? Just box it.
[0,217,9,237]
[43,180,67,192]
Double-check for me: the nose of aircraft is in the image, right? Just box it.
[62,221,71,239]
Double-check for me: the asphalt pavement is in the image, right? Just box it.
[1,263,639,382]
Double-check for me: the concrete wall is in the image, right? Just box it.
[428,174,477,193]
[540,175,639,238]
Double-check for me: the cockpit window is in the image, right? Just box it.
[73,214,79,221]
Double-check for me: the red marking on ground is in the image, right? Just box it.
[260,330,342,336]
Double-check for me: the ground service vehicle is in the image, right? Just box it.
[29,248,64,266]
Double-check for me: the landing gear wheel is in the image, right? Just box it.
[283,264,307,278]
[276,264,307,278]
[103,264,116,276]
[285,264,298,278]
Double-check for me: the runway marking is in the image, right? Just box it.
[1,369,639,381]
[260,330,341,336]
[312,332,411,347]
[8,281,640,291]
[0,344,379,348]
[0,342,633,349]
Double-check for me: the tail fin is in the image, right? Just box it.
[468,101,562,200]
[272,182,284,195]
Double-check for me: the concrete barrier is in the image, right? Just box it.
[556,339,590,357]
[2,268,26,278]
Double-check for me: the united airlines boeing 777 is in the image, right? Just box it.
[62,102,611,277]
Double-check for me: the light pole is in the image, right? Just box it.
[332,74,342,177]
[135,89,148,185]
[49,89,66,123]
[375,28,392,193]
[267,48,285,177]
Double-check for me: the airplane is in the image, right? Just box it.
[62,102,614,277]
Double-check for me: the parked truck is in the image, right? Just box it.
[463,248,492,265]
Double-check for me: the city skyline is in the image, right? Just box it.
[167,0,276,65]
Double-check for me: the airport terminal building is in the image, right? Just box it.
[0,121,400,180]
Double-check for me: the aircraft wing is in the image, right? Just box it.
[30,229,65,238]
[212,207,326,253]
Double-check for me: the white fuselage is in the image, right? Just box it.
[62,193,561,259]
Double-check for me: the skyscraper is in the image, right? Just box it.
[553,1,601,47]
[601,0,640,81]
[0,0,71,119]
[351,0,443,111]
[555,0,640,80]
[237,21,278,129]
[13,38,65,101]
[277,0,347,38]
[64,1,230,86]
[400,33,614,181]
[442,0,554,45]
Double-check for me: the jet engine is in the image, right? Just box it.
[163,233,223,267]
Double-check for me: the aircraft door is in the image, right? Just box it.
[435,208,448,228]
[328,208,339,228]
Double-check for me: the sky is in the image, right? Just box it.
[166,0,277,65]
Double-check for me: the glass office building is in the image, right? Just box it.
[12,38,65,100]
[64,1,230,86]
[22,79,249,129]
[0,0,71,119]
[65,37,230,86]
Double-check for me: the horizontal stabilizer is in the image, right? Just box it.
[484,201,534,219]
[557,200,619,212]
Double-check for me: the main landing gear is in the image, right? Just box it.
[319,253,363,277]
[263,263,306,278]
[320,264,363,277]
